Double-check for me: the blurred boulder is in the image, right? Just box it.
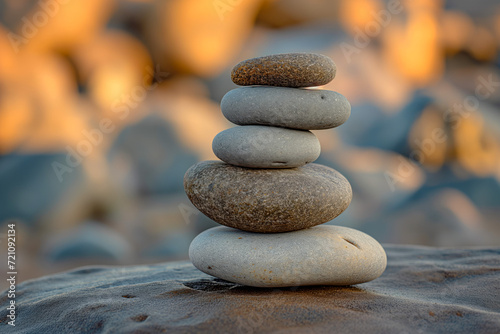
[338,0,383,35]
[44,220,133,262]
[318,147,425,224]
[72,29,154,123]
[451,112,500,178]
[0,24,17,80]
[412,167,500,209]
[0,53,93,154]
[108,0,154,34]
[360,188,498,247]
[256,0,340,28]
[440,10,474,56]
[382,0,444,86]
[407,105,447,171]
[337,93,434,154]
[108,114,198,195]
[151,83,229,161]
[1,0,114,54]
[145,0,263,77]
[125,194,197,246]
[0,153,83,225]
[245,24,343,57]
[142,231,191,259]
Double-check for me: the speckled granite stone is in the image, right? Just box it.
[221,86,351,130]
[212,126,320,168]
[189,225,387,287]
[231,53,336,87]
[183,161,352,232]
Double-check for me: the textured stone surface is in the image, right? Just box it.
[184,161,352,232]
[212,125,320,168]
[221,86,351,130]
[190,225,387,287]
[2,246,499,333]
[231,53,336,87]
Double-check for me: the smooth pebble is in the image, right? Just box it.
[231,53,336,87]
[212,125,320,168]
[221,87,350,130]
[184,161,352,232]
[189,225,387,287]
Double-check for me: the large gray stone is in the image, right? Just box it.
[212,125,320,168]
[44,221,133,262]
[108,115,198,195]
[2,246,499,333]
[0,153,83,226]
[189,225,387,287]
[231,53,336,87]
[221,87,351,130]
[184,161,352,233]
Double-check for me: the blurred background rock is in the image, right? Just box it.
[1,0,499,289]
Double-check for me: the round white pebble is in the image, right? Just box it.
[189,225,387,287]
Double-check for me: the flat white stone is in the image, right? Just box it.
[189,225,387,287]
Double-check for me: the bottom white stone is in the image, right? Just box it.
[189,225,387,287]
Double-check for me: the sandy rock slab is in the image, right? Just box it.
[1,246,499,333]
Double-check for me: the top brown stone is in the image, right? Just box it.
[231,53,336,87]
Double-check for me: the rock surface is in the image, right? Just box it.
[184,161,352,232]
[189,225,387,287]
[221,86,351,130]
[231,53,336,87]
[212,126,320,168]
[2,246,499,333]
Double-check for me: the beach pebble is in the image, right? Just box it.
[189,225,387,287]
[231,53,336,87]
[184,161,352,232]
[212,126,320,168]
[221,86,351,130]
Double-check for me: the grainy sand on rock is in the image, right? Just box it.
[1,245,499,333]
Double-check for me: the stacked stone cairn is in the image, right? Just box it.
[185,53,386,288]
